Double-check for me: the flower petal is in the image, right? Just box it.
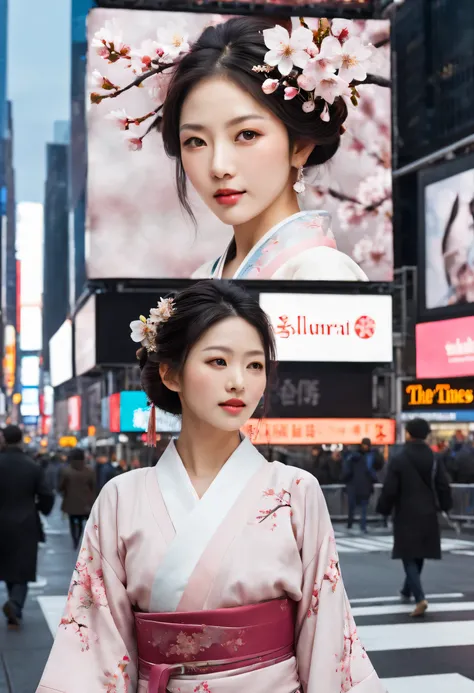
[262,78,279,95]
[264,49,282,67]
[284,86,299,100]
[263,25,289,50]
[292,49,311,70]
[278,56,293,76]
[290,26,314,50]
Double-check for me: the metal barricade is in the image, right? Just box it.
[320,484,474,524]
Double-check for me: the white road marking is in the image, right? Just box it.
[382,673,474,693]
[350,593,464,605]
[359,620,474,651]
[352,601,474,617]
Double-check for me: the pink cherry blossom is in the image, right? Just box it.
[284,86,299,100]
[126,136,143,152]
[339,37,373,84]
[263,25,314,76]
[314,73,351,105]
[314,35,343,73]
[262,78,279,95]
[320,102,330,122]
[331,19,351,44]
[105,109,129,130]
[156,25,190,62]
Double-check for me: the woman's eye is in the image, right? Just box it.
[183,136,206,149]
[237,130,259,142]
[210,358,227,367]
[248,362,264,370]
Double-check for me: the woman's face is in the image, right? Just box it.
[167,316,267,432]
[179,76,296,227]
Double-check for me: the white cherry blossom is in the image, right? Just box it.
[156,26,190,62]
[339,37,373,84]
[130,318,147,343]
[263,25,314,76]
[314,73,351,105]
[105,109,129,130]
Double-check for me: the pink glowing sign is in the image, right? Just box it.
[416,316,474,378]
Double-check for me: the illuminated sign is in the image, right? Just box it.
[3,325,16,395]
[401,378,474,411]
[260,293,393,363]
[416,316,474,378]
[59,436,78,448]
[241,418,395,445]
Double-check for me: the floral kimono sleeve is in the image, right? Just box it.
[37,482,137,693]
[294,480,385,693]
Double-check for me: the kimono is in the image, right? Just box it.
[192,211,368,281]
[37,436,384,693]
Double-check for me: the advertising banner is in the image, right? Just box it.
[260,292,392,362]
[419,152,474,319]
[242,417,395,444]
[416,316,474,379]
[68,395,82,432]
[87,9,392,281]
[75,295,97,376]
[49,319,74,387]
[401,377,474,412]
[266,364,373,417]
[109,390,181,433]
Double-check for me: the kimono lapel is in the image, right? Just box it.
[212,211,334,280]
[150,437,266,612]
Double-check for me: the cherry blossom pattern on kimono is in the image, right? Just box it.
[103,656,132,693]
[256,481,302,530]
[307,532,340,617]
[336,611,369,693]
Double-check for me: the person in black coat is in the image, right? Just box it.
[0,426,55,628]
[343,438,384,532]
[376,418,452,617]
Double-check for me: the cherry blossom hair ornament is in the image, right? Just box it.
[254,18,374,122]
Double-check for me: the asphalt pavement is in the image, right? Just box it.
[1,507,473,692]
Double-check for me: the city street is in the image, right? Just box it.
[1,507,473,693]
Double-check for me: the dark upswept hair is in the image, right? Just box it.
[160,16,348,219]
[137,280,276,416]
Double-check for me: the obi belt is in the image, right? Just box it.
[135,598,296,693]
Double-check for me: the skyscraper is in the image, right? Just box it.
[0,0,7,144]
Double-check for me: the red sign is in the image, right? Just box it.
[109,393,121,433]
[67,396,82,432]
[241,418,395,445]
[416,316,474,378]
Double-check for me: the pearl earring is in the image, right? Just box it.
[293,166,305,194]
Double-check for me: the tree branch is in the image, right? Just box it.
[354,73,391,89]
[96,62,177,101]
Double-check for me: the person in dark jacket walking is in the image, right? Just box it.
[59,449,96,550]
[0,426,54,628]
[376,418,452,617]
[343,438,384,532]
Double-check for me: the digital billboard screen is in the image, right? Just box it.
[260,292,393,362]
[419,152,474,320]
[416,316,474,379]
[86,9,392,282]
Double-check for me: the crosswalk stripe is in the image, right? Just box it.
[359,620,474,651]
[351,592,464,604]
[352,601,474,617]
[382,674,474,693]
[334,534,474,554]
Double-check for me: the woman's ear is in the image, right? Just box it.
[291,139,316,169]
[159,363,181,394]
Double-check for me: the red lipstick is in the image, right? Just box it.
[219,398,246,415]
[214,189,245,206]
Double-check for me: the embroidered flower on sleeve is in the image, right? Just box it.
[193,683,212,693]
[335,612,367,692]
[256,488,292,528]
[103,655,131,692]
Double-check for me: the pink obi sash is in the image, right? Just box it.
[135,598,296,692]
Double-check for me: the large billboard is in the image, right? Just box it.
[419,152,474,320]
[416,316,474,379]
[260,292,392,362]
[87,9,392,281]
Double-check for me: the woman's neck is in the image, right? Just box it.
[232,190,300,262]
[176,415,241,482]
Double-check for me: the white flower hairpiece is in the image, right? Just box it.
[254,19,374,122]
[130,297,175,353]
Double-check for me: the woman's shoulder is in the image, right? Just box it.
[274,245,369,281]
[100,467,152,500]
[191,258,218,279]
[270,461,320,493]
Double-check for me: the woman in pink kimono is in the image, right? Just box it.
[158,17,369,282]
[37,280,384,693]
